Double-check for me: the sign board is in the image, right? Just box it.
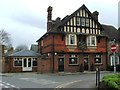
[111,44,117,52]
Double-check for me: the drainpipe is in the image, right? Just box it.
[52,34,55,73]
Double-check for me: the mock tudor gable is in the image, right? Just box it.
[57,4,103,35]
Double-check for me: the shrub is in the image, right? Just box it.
[101,74,120,90]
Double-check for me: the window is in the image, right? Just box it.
[33,58,37,67]
[81,18,85,26]
[86,19,89,27]
[110,55,119,66]
[77,17,80,26]
[69,55,78,65]
[14,58,22,67]
[87,36,96,46]
[66,34,77,45]
[94,55,102,64]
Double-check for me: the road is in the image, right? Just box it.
[1,71,114,89]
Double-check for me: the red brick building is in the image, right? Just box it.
[37,4,107,73]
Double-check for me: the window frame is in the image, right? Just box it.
[86,18,89,27]
[32,58,37,67]
[94,55,102,64]
[110,55,119,66]
[81,18,85,26]
[87,36,97,46]
[13,57,22,67]
[66,34,77,45]
[69,55,78,65]
[77,17,80,26]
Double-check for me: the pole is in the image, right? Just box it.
[113,52,116,73]
[113,39,116,73]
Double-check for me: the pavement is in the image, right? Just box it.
[0,71,116,89]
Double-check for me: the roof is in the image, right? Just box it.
[9,50,40,57]
[102,24,118,40]
[30,44,38,53]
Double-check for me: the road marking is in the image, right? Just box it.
[0,83,9,88]
[54,80,82,90]
[0,80,20,89]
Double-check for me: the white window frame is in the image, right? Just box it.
[110,55,119,66]
[13,57,22,67]
[87,36,97,46]
[66,34,77,45]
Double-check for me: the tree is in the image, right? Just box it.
[0,29,12,47]
[15,44,28,52]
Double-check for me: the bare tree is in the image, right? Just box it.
[15,44,28,52]
[0,29,12,46]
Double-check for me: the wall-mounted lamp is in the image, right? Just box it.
[55,53,57,55]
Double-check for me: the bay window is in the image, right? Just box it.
[87,36,96,46]
[66,34,77,45]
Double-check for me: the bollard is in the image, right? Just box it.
[96,68,98,86]
[98,68,100,88]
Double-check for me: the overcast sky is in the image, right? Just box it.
[0,0,119,49]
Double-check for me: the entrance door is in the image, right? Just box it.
[22,58,32,71]
[84,58,88,70]
[58,58,64,72]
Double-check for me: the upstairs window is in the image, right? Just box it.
[87,36,96,46]
[66,34,77,45]
[77,17,80,26]
[86,19,89,27]
[81,18,85,26]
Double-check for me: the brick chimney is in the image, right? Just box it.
[47,6,53,31]
[92,11,99,21]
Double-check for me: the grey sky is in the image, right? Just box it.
[0,0,119,48]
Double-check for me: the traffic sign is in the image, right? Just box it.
[111,44,117,52]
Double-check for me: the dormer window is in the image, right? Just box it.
[66,34,77,45]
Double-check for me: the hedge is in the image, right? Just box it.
[101,74,120,90]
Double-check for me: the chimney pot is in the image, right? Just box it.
[47,6,53,22]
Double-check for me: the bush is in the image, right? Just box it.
[101,74,120,90]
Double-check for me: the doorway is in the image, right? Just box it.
[58,58,64,72]
[22,58,32,71]
[84,58,89,70]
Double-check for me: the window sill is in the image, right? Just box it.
[66,45,77,49]
[87,46,97,50]
[69,64,79,66]
[94,63,102,65]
